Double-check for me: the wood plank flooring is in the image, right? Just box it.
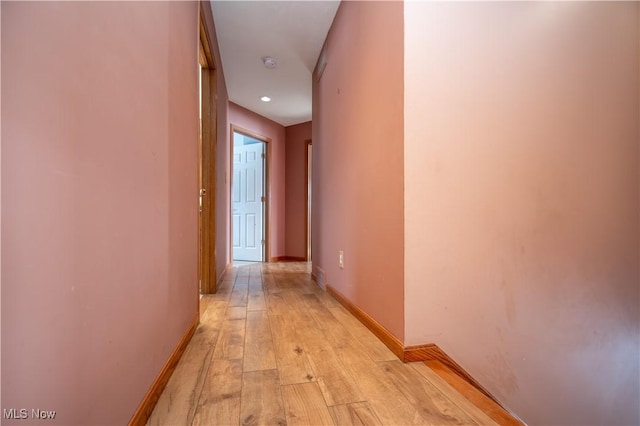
[148,262,499,426]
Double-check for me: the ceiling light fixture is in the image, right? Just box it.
[261,56,277,69]
[260,96,271,102]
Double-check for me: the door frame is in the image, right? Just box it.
[199,6,217,294]
[230,125,271,263]
[305,139,312,261]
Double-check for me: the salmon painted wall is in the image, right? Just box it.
[404,2,639,424]
[201,1,231,283]
[228,102,286,260]
[285,121,312,260]
[0,3,3,392]
[312,1,404,340]
[1,2,199,424]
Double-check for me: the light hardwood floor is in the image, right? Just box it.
[148,262,498,426]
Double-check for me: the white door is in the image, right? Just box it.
[232,141,265,261]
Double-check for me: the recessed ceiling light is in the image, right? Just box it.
[260,96,271,102]
[262,56,277,69]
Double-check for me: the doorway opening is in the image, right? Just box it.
[231,127,269,262]
[198,9,217,295]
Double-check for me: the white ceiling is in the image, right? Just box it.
[211,1,340,127]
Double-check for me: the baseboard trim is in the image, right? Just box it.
[128,312,199,426]
[326,284,404,360]
[269,256,307,262]
[216,263,230,286]
[403,344,498,402]
[287,256,307,262]
[324,284,516,420]
[426,360,525,425]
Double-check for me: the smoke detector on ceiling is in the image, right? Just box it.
[262,56,277,69]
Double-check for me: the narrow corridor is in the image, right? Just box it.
[148,262,497,425]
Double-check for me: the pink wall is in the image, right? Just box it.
[2,2,199,424]
[312,1,404,340]
[228,102,286,260]
[404,2,639,424]
[285,121,312,260]
[0,2,3,393]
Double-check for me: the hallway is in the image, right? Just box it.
[148,262,497,425]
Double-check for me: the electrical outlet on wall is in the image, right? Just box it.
[339,250,344,268]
